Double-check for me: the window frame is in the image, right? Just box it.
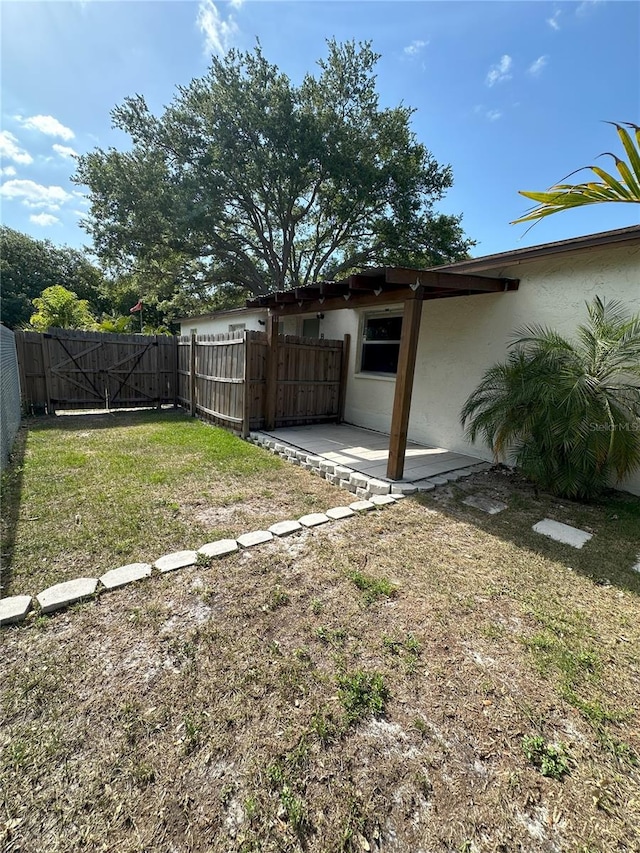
[358,310,404,376]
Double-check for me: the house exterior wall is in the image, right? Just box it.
[323,244,640,495]
[180,310,318,337]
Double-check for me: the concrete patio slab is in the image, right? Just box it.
[100,562,152,590]
[259,424,483,484]
[0,595,32,626]
[532,519,593,549]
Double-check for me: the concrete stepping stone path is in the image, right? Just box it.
[37,578,98,614]
[155,551,198,572]
[0,595,32,626]
[463,494,508,515]
[532,519,592,549]
[237,530,273,548]
[269,520,303,537]
[326,506,355,520]
[299,512,330,528]
[198,539,239,558]
[100,563,153,590]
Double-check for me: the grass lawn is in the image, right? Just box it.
[1,409,342,597]
[1,416,640,852]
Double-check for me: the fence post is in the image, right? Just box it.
[189,330,197,417]
[241,330,251,439]
[153,335,162,409]
[337,333,351,423]
[172,336,179,407]
[264,313,279,430]
[41,333,55,415]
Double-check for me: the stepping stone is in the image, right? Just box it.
[268,520,302,537]
[100,562,152,590]
[350,500,375,512]
[425,476,448,486]
[37,578,98,614]
[298,512,330,528]
[532,519,593,549]
[391,483,417,495]
[198,539,239,558]
[155,550,198,573]
[370,494,396,507]
[326,506,355,520]
[368,478,391,496]
[0,595,32,626]
[417,482,435,492]
[463,494,508,515]
[237,530,273,548]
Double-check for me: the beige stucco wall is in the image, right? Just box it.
[323,244,640,495]
[180,311,318,337]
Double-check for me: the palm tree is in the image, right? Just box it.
[460,297,640,500]
[512,122,640,224]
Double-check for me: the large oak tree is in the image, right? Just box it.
[74,40,473,314]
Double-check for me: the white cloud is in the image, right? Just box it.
[486,55,512,87]
[53,143,79,160]
[0,130,33,165]
[547,10,561,30]
[404,39,428,57]
[528,56,548,76]
[576,0,602,16]
[1,166,18,177]
[16,114,75,141]
[229,0,244,7]
[196,0,239,55]
[29,213,61,227]
[0,179,72,209]
[486,109,503,122]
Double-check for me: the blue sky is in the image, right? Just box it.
[1,0,638,262]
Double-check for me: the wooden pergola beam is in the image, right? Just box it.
[387,288,424,480]
[384,267,518,292]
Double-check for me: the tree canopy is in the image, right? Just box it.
[0,227,107,329]
[28,285,97,332]
[74,40,473,313]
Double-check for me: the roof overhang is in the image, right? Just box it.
[246,267,519,316]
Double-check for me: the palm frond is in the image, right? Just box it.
[512,122,640,224]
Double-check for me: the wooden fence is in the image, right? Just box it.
[15,328,177,413]
[177,329,349,435]
[16,327,350,435]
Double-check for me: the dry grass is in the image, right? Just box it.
[1,409,342,596]
[1,461,639,853]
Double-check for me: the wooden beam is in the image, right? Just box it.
[385,267,518,293]
[264,312,279,430]
[387,289,424,480]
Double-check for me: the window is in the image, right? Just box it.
[228,322,246,333]
[302,318,320,338]
[360,314,403,374]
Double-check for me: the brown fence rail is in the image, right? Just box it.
[16,327,349,433]
[15,328,177,412]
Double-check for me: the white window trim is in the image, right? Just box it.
[356,309,403,377]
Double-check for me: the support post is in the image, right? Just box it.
[189,330,197,417]
[337,333,351,423]
[264,313,279,430]
[41,333,55,415]
[241,330,251,438]
[387,289,424,480]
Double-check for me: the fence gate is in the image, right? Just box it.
[15,328,177,412]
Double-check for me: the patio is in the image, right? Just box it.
[260,423,484,484]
